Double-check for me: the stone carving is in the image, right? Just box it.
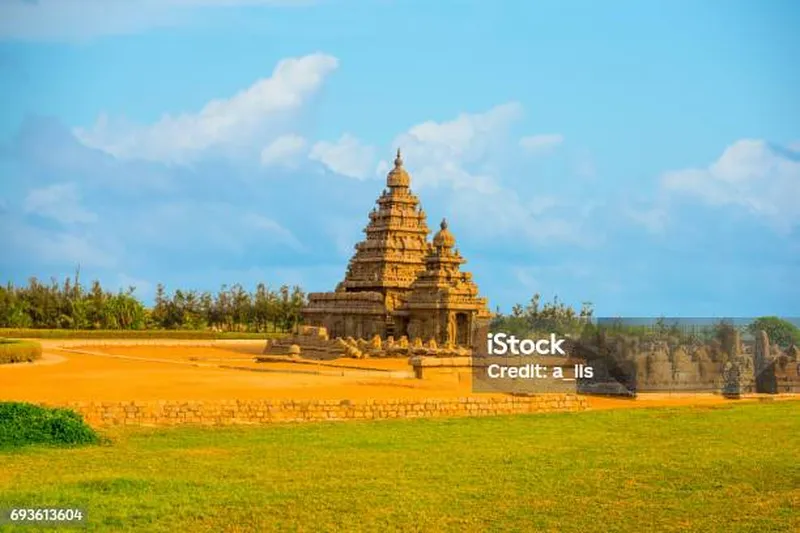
[672,346,696,384]
[370,335,382,350]
[447,314,456,345]
[788,345,800,361]
[565,327,800,395]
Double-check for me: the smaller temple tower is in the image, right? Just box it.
[394,219,492,348]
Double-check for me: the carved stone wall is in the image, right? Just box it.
[577,330,798,394]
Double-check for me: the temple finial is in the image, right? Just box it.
[440,218,448,230]
[394,148,403,167]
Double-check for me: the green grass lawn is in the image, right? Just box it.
[1,402,798,532]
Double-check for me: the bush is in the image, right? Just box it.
[0,402,100,449]
[0,339,42,364]
[0,329,283,340]
[746,317,800,349]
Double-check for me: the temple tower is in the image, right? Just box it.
[339,150,430,298]
[396,219,492,347]
[304,150,431,338]
[303,150,492,344]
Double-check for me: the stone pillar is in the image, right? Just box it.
[720,326,741,360]
[471,317,490,357]
[754,330,770,372]
[722,361,743,398]
[754,330,776,393]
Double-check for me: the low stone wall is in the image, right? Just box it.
[46,395,588,427]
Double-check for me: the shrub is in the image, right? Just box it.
[0,339,42,364]
[0,402,100,449]
[746,317,800,349]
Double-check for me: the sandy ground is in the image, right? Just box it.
[0,342,466,402]
[0,341,794,409]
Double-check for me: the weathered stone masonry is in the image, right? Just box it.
[46,395,588,427]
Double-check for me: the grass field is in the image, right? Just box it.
[1,402,797,532]
[0,339,41,364]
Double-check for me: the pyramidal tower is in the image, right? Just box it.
[304,150,491,346]
[337,149,430,302]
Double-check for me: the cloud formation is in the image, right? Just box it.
[75,53,338,164]
[381,102,523,191]
[519,133,564,154]
[310,134,376,180]
[661,139,800,233]
[2,51,797,315]
[369,103,597,247]
[260,134,307,167]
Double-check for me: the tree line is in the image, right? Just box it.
[0,274,306,332]
[490,293,594,337]
[491,294,800,349]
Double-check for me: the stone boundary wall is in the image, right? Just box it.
[45,395,588,427]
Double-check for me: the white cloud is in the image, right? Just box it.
[370,103,595,247]
[661,139,800,233]
[379,102,523,191]
[287,103,597,248]
[75,53,339,164]
[309,134,376,179]
[0,0,313,41]
[260,134,307,167]
[23,183,97,224]
[405,102,523,154]
[519,133,564,154]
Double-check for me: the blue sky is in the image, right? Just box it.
[0,0,798,316]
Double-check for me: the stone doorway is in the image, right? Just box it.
[456,313,470,346]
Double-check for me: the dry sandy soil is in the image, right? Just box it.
[0,340,790,409]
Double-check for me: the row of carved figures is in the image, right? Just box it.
[336,335,471,359]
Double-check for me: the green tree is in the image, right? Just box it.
[747,316,800,348]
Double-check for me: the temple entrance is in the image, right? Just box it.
[456,313,470,346]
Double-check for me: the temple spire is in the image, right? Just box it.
[386,148,410,188]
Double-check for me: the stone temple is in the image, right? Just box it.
[303,149,492,348]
